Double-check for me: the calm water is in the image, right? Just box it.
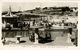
[2,30,68,40]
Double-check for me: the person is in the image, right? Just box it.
[67,33,72,43]
[48,23,52,29]
[33,20,35,26]
[69,28,72,35]
[70,32,76,45]
[61,22,64,29]
[39,32,46,43]
[29,32,35,42]
[16,37,21,44]
[45,32,51,42]
[1,37,6,45]
[34,33,38,44]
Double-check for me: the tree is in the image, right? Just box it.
[43,7,48,10]
[35,7,41,10]
[61,7,70,15]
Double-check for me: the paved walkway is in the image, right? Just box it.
[2,31,76,46]
[52,36,73,46]
[4,35,74,46]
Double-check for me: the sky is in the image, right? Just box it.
[2,2,78,12]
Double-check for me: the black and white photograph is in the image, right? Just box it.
[1,2,78,46]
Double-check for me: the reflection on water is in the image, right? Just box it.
[2,31,29,37]
[2,30,68,39]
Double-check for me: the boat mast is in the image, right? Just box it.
[7,6,13,17]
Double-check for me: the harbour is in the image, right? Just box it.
[1,2,78,46]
